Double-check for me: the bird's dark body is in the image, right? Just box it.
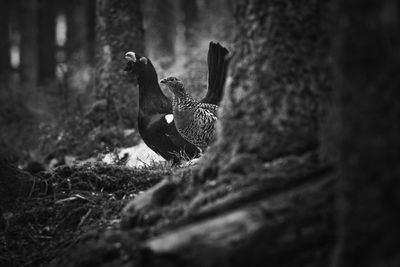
[125,42,229,163]
[137,107,197,162]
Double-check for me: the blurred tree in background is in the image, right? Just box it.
[144,0,177,68]
[38,0,56,84]
[19,0,39,88]
[66,0,89,66]
[180,0,199,49]
[0,0,11,78]
[95,0,144,128]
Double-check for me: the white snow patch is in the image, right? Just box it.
[181,157,201,167]
[123,129,136,136]
[103,140,165,168]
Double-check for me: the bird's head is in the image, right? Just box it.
[160,76,186,97]
[124,51,151,75]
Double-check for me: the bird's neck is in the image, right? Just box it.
[136,64,171,114]
[174,93,195,109]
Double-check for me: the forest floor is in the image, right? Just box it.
[0,147,330,267]
[0,160,169,267]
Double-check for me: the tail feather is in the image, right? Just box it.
[201,42,229,105]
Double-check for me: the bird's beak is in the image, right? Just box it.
[159,78,166,84]
[125,52,136,62]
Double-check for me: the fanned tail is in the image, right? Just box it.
[201,42,230,105]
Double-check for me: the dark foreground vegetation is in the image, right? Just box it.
[1,161,167,266]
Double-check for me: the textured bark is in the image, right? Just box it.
[203,0,328,177]
[121,179,180,229]
[146,171,334,267]
[333,0,400,266]
[95,0,145,128]
[0,0,11,76]
[144,0,176,68]
[66,0,89,65]
[38,0,56,83]
[19,0,39,87]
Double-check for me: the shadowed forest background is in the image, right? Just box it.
[1,0,400,266]
[0,0,233,168]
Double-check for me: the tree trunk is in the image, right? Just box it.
[66,0,88,66]
[38,0,56,83]
[146,170,334,267]
[144,0,176,68]
[333,0,400,266]
[180,0,199,48]
[19,0,39,88]
[202,0,234,41]
[95,0,145,128]
[87,0,96,64]
[0,0,11,77]
[204,0,328,175]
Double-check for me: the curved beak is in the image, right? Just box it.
[159,78,167,84]
[125,52,136,62]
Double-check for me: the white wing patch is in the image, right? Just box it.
[165,114,174,124]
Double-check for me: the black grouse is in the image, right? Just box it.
[160,76,218,150]
[124,42,229,164]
